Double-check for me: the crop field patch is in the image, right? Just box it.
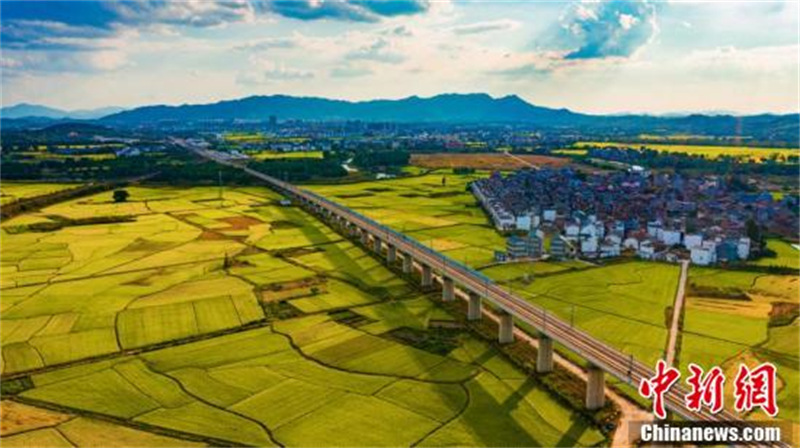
[0,182,81,205]
[13,288,608,448]
[505,261,679,365]
[410,153,570,170]
[574,141,798,161]
[306,172,507,267]
[681,267,798,422]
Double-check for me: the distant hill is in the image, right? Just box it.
[5,95,796,142]
[1,103,125,120]
[99,93,798,140]
[103,93,582,125]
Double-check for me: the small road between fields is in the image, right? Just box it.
[665,260,689,367]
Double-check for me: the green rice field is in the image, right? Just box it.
[680,268,799,424]
[307,172,505,267]
[14,313,604,447]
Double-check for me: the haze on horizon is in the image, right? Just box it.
[1,0,798,116]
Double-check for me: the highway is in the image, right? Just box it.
[181,141,755,427]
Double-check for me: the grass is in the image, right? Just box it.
[574,141,798,161]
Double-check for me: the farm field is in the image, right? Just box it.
[679,268,799,424]
[0,182,607,447]
[248,151,324,160]
[0,182,81,205]
[410,153,570,171]
[0,184,361,374]
[479,260,588,283]
[306,171,506,266]
[1,400,205,447]
[11,315,605,447]
[505,261,680,366]
[573,141,798,161]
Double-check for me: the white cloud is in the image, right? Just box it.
[451,19,521,35]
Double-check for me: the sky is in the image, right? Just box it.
[1,0,798,115]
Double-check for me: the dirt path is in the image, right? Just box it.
[502,151,541,171]
[665,260,689,367]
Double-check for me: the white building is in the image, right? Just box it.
[516,215,532,231]
[580,223,597,239]
[661,229,682,246]
[623,237,640,250]
[495,212,516,230]
[565,223,580,238]
[581,236,598,256]
[691,246,716,266]
[647,220,663,239]
[543,209,557,222]
[600,235,622,258]
[684,234,703,250]
[737,237,751,260]
[638,240,655,260]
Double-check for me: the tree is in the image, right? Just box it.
[113,189,130,203]
[745,219,763,249]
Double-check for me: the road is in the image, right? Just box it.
[665,260,689,367]
[503,150,540,170]
[180,141,759,429]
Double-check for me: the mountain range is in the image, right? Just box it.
[0,103,125,120]
[3,94,798,141]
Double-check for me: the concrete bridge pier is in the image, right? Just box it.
[421,264,433,287]
[387,244,397,264]
[536,335,553,373]
[498,310,515,344]
[585,365,606,410]
[442,277,455,302]
[467,292,482,321]
[402,253,413,274]
[373,237,382,254]
[360,230,369,246]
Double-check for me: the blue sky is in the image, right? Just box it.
[1,0,797,114]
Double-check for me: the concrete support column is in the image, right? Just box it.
[468,292,482,321]
[374,237,382,254]
[585,365,606,410]
[498,310,515,344]
[442,277,455,302]
[421,264,432,287]
[387,244,397,264]
[360,230,369,246]
[402,253,413,274]
[536,335,553,373]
